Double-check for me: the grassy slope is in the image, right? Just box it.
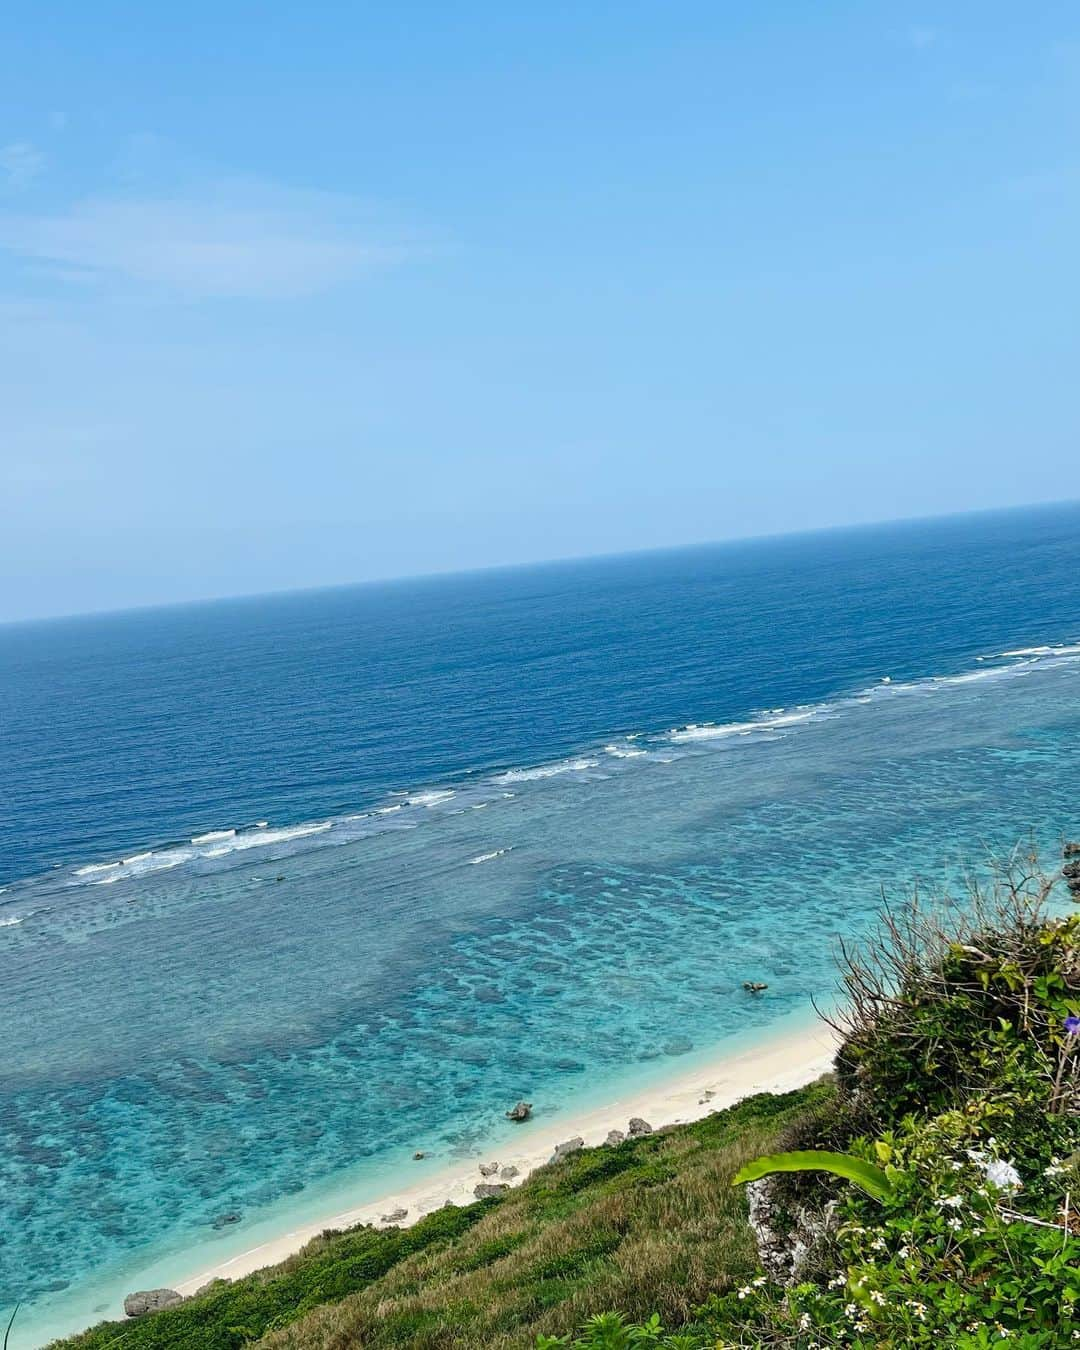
[49,1081,831,1350]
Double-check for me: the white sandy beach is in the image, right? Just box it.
[172,1018,837,1299]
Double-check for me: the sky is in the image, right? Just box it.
[1,2,1079,621]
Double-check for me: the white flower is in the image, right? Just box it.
[828,1275,847,1289]
[869,1290,887,1306]
[752,1275,766,1287]
[844,1303,859,1319]
[905,1300,928,1321]
[936,1194,964,1209]
[1045,1159,1066,1178]
[897,1244,911,1259]
[799,1312,812,1331]
[983,1158,1021,1191]
[947,1215,963,1231]
[736,1285,751,1299]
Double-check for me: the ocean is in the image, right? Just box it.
[2,503,1079,1345]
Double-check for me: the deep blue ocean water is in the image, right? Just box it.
[2,503,1080,1344]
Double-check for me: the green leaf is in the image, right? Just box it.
[730,1150,895,1201]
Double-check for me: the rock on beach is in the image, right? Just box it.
[124,1289,183,1318]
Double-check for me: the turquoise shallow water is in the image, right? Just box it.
[1,505,1079,1344]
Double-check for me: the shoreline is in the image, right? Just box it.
[22,1014,839,1347]
[171,1017,837,1299]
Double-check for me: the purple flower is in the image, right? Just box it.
[1065,1015,1080,1035]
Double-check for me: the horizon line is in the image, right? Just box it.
[5,495,1079,631]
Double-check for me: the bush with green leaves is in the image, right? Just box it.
[718,1096,1080,1346]
[831,856,1080,1126]
[718,862,1080,1345]
[536,1311,702,1348]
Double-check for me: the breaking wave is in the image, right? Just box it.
[496,757,600,783]
[21,635,1080,899]
[668,710,817,743]
[405,790,456,807]
[469,848,511,864]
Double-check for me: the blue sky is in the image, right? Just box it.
[2,2,1078,620]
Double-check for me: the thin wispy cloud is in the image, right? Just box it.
[0,179,412,299]
[0,141,45,189]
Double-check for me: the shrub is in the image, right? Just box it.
[830,851,1079,1124]
[702,852,1080,1346]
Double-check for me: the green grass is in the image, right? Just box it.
[256,1083,829,1350]
[47,1081,830,1350]
[47,1203,489,1350]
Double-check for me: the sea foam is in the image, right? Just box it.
[49,639,1080,898]
[68,822,334,887]
[405,790,456,807]
[668,710,816,743]
[469,848,511,864]
[496,757,600,783]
